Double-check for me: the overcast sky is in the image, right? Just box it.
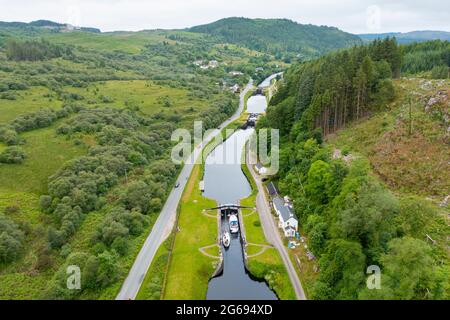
[0,0,449,34]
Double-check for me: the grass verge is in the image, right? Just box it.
[162,165,219,300]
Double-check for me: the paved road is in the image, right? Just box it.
[116,80,254,300]
[246,151,307,300]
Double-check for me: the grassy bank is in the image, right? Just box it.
[136,232,175,300]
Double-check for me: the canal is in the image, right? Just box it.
[205,75,277,300]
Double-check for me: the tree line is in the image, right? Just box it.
[267,37,401,138]
[401,40,450,77]
[5,38,71,61]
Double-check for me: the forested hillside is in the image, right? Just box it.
[260,39,449,300]
[189,18,362,61]
[266,38,402,137]
[360,31,450,44]
[401,40,450,77]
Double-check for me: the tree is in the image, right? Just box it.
[305,160,333,206]
[39,195,53,213]
[0,214,24,264]
[95,250,120,287]
[122,181,152,214]
[360,237,441,300]
[396,196,437,238]
[96,220,129,246]
[333,179,398,262]
[313,239,366,300]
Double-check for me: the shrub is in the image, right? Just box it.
[0,127,20,145]
[111,237,129,256]
[0,214,24,264]
[4,205,20,215]
[0,146,26,164]
[39,195,53,213]
[0,91,17,100]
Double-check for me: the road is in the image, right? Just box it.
[116,80,254,300]
[246,150,307,300]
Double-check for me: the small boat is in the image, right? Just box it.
[229,214,239,234]
[222,232,231,248]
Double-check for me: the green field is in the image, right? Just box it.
[0,125,87,194]
[0,86,62,124]
[163,165,219,300]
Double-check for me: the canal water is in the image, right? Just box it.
[258,72,283,88]
[246,95,267,114]
[246,73,281,114]
[204,75,277,299]
[205,129,277,300]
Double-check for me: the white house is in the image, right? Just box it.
[229,71,244,76]
[254,163,268,175]
[208,60,219,68]
[272,197,298,238]
[230,84,240,93]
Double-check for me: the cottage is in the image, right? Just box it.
[272,197,298,238]
[254,163,268,175]
[208,60,219,68]
[230,84,240,93]
[229,71,244,76]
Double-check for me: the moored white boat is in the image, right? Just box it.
[222,232,230,248]
[229,214,239,234]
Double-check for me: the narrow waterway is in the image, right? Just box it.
[205,74,277,300]
[246,73,281,114]
[205,129,277,300]
[246,95,267,114]
[258,72,283,88]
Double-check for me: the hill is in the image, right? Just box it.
[0,19,101,33]
[360,30,450,44]
[189,17,362,60]
[261,40,449,300]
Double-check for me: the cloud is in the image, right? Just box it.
[0,0,448,33]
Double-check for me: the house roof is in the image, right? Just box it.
[273,197,296,222]
[267,182,278,196]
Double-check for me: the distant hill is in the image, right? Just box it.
[359,31,450,44]
[0,20,101,33]
[29,20,65,28]
[188,17,362,59]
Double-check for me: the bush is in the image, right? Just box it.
[0,214,24,264]
[111,237,129,256]
[0,91,17,100]
[94,206,147,247]
[0,127,20,145]
[122,181,153,214]
[0,146,26,164]
[39,195,53,213]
